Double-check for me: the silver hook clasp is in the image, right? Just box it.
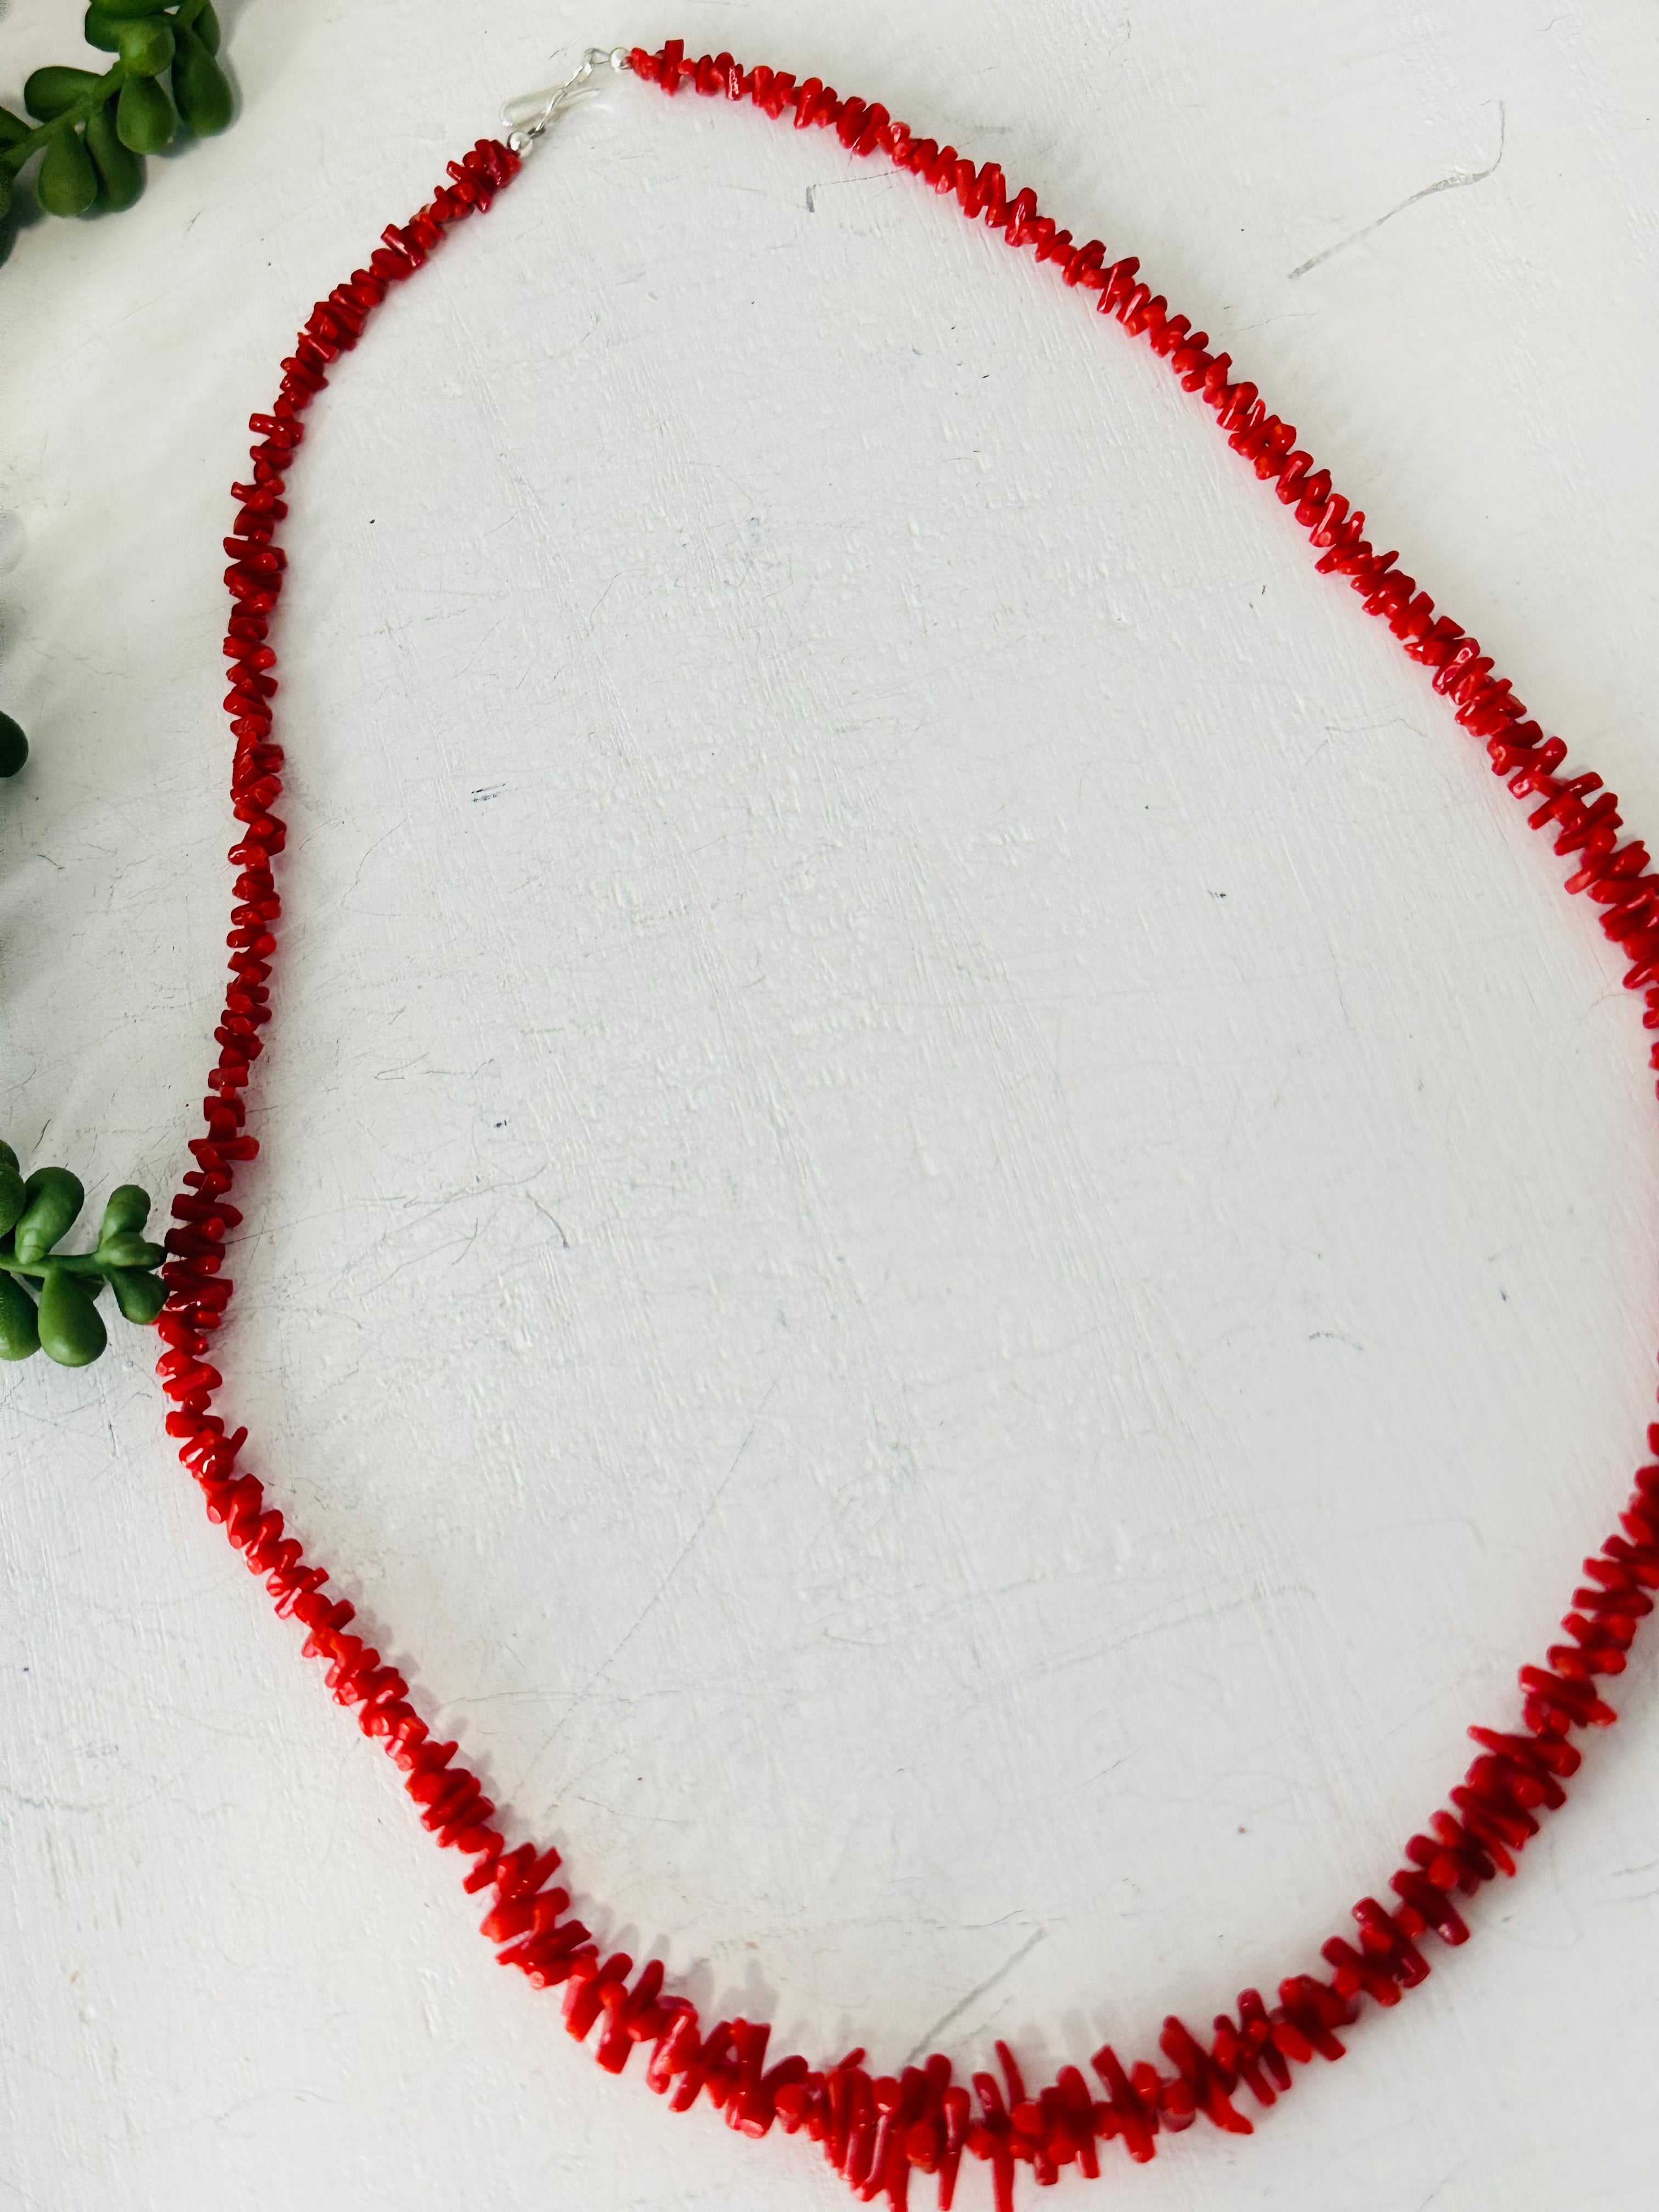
[503,44,630,154]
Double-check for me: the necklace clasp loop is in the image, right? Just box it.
[503,45,630,154]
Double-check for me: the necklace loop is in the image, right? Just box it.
[169,42,1656,2209]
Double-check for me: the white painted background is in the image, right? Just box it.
[2,3,1656,2207]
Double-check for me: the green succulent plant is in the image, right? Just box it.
[0,1143,167,1365]
[1,0,233,235]
[0,713,25,779]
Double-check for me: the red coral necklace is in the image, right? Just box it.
[161,41,1658,2212]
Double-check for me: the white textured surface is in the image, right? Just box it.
[2,2,1657,2206]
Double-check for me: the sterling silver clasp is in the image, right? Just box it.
[502,45,631,154]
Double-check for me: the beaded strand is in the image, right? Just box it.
[154,48,1658,2212]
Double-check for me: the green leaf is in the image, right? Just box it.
[171,24,232,138]
[115,71,174,154]
[0,714,26,777]
[86,95,144,210]
[95,0,175,15]
[108,1266,167,1325]
[37,1267,108,1366]
[98,1232,165,1270]
[115,16,174,75]
[195,2,222,59]
[98,1183,151,1243]
[0,1159,25,1238]
[0,106,33,148]
[83,8,125,52]
[24,66,106,122]
[38,126,99,216]
[13,1166,86,1264]
[0,1273,41,1361]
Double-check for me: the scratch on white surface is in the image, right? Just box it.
[558,1357,790,1705]
[900,1927,1047,2064]
[1288,104,1506,278]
